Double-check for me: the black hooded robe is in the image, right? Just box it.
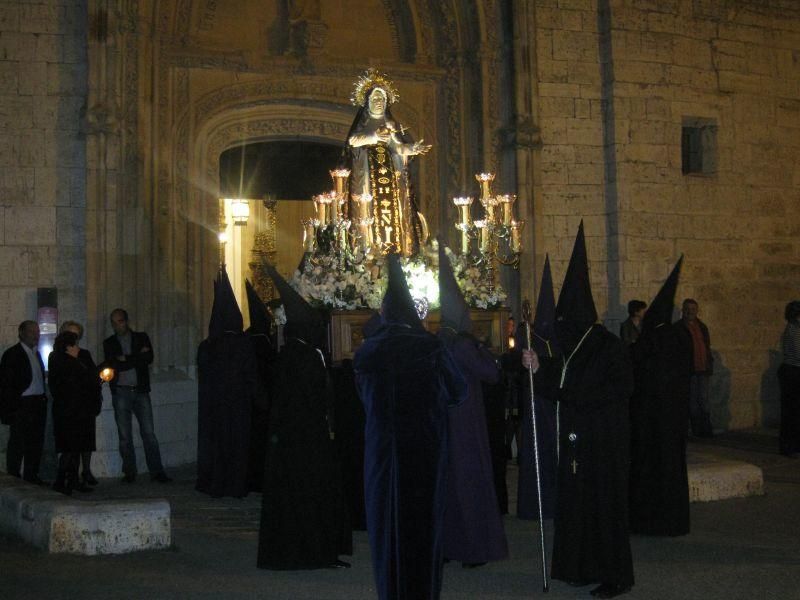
[196,333,258,498]
[550,325,635,588]
[354,323,467,600]
[629,323,692,535]
[257,338,352,569]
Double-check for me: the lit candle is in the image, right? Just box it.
[314,193,332,224]
[510,220,525,253]
[452,196,474,254]
[496,194,516,225]
[330,169,350,197]
[475,172,495,202]
[99,367,115,383]
[475,219,492,254]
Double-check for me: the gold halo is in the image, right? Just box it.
[351,68,400,107]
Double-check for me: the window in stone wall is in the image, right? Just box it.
[681,117,717,175]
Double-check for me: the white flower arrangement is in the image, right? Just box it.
[286,243,507,312]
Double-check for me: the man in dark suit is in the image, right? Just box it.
[102,308,171,483]
[0,320,48,484]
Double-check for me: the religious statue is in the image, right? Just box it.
[345,69,431,256]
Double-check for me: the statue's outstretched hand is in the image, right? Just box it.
[412,140,432,155]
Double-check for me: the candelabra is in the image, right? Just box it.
[452,172,524,268]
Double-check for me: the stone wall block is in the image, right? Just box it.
[540,96,575,117]
[552,30,598,62]
[0,247,30,286]
[4,206,56,246]
[56,206,84,247]
[0,63,18,92]
[621,142,668,163]
[0,31,36,61]
[565,119,603,145]
[567,162,603,185]
[16,132,46,168]
[672,36,713,69]
[1,166,35,205]
[35,33,62,62]
[666,65,717,88]
[647,13,718,40]
[615,60,666,84]
[0,5,20,32]
[19,5,65,35]
[539,58,569,83]
[0,96,34,130]
[626,236,674,260]
[18,60,46,96]
[46,61,85,96]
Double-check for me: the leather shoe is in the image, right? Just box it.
[462,562,487,569]
[151,472,172,483]
[122,473,136,484]
[590,583,632,598]
[327,559,351,569]
[82,472,99,486]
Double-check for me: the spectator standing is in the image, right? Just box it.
[48,331,101,495]
[0,321,47,484]
[102,309,171,483]
[778,300,800,458]
[59,320,102,486]
[677,299,714,437]
[619,300,647,346]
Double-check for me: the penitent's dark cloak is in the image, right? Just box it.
[629,256,691,536]
[196,269,257,499]
[354,253,467,600]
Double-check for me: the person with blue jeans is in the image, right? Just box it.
[103,308,171,483]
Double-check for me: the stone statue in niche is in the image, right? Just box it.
[268,0,327,57]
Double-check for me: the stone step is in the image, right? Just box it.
[0,474,171,555]
[687,450,764,502]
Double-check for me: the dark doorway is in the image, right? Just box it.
[219,141,342,199]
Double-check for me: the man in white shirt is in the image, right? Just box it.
[0,321,48,484]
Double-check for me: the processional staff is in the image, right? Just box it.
[522,299,549,593]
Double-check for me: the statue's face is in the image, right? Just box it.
[368,88,387,117]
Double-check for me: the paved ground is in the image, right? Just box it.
[1,430,798,600]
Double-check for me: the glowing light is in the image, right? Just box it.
[100,367,115,382]
[228,198,250,225]
[218,231,228,244]
[404,261,439,309]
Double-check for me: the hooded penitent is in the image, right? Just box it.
[438,240,471,334]
[629,255,691,536]
[209,269,244,337]
[196,268,257,499]
[243,279,274,493]
[381,253,423,329]
[264,261,326,349]
[258,261,352,570]
[245,279,273,337]
[549,221,635,593]
[436,238,508,564]
[532,254,558,358]
[641,255,684,333]
[555,221,597,353]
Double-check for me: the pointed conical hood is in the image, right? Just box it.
[438,239,471,333]
[556,221,598,327]
[245,279,272,335]
[208,268,243,337]
[642,255,683,332]
[382,253,423,329]
[263,261,322,327]
[533,254,558,357]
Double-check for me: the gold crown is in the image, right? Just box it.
[351,68,400,107]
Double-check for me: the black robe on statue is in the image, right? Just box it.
[196,332,258,498]
[257,338,352,569]
[629,323,691,535]
[551,325,635,589]
[354,322,467,600]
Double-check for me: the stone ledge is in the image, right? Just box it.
[687,451,764,502]
[0,474,171,554]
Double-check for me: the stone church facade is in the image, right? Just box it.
[0,0,797,473]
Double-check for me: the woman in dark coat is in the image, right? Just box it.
[60,320,103,486]
[48,331,102,495]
